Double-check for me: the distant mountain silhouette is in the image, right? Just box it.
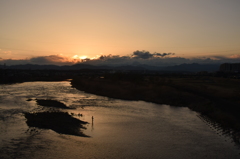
[162,63,220,72]
[0,63,221,72]
[2,64,61,70]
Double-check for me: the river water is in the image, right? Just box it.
[0,81,239,159]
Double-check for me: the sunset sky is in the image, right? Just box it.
[0,0,240,65]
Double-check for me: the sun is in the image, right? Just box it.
[80,56,88,59]
[72,55,88,60]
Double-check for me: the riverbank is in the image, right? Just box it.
[71,74,240,133]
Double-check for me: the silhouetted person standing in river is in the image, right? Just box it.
[91,116,94,131]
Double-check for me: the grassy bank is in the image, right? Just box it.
[71,74,240,132]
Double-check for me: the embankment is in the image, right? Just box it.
[71,75,240,132]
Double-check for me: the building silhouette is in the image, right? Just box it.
[219,63,240,72]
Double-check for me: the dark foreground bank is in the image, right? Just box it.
[71,74,240,137]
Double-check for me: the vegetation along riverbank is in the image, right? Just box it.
[71,73,240,135]
[25,99,88,137]
[25,111,89,137]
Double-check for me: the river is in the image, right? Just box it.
[0,81,239,159]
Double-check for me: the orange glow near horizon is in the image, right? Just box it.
[0,1,240,61]
[80,56,88,59]
[72,55,92,60]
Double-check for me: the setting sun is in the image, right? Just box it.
[80,56,88,60]
[72,55,88,60]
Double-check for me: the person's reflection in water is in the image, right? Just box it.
[91,116,94,131]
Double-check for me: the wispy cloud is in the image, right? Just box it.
[229,54,240,59]
[0,49,12,56]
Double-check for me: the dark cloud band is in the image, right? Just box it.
[0,50,239,66]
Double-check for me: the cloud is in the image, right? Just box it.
[29,55,75,65]
[0,55,80,66]
[0,50,239,67]
[0,49,12,55]
[83,51,240,67]
[83,51,177,66]
[132,50,174,59]
[229,54,240,59]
